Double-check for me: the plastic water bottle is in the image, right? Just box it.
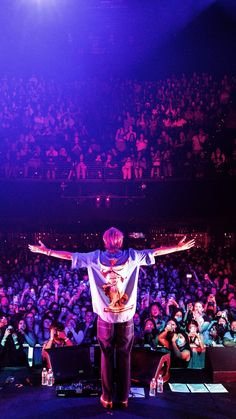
[41,368,47,386]
[157,374,163,393]
[47,369,54,386]
[149,377,156,396]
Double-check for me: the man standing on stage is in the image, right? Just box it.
[29,227,194,408]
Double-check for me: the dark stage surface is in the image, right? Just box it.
[1,368,236,419]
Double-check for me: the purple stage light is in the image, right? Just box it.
[105,196,111,208]
[96,196,101,208]
[20,0,58,9]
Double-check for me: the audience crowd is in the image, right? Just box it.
[0,241,236,368]
[0,73,236,181]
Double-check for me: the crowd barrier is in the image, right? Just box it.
[4,344,236,384]
[22,343,207,370]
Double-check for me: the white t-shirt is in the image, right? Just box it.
[71,248,155,323]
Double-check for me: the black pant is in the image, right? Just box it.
[97,316,134,402]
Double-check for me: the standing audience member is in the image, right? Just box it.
[17,318,36,347]
[187,320,205,351]
[41,322,73,369]
[0,324,28,367]
[223,320,236,347]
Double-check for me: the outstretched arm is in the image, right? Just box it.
[153,236,195,257]
[28,240,72,261]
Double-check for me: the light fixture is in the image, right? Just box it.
[96,196,101,208]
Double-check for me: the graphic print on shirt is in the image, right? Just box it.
[100,260,134,313]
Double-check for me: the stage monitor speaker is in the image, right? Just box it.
[131,347,170,385]
[46,345,93,383]
[205,347,236,383]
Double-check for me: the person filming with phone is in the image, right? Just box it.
[0,317,28,367]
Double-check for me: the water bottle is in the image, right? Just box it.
[47,369,54,386]
[41,368,47,386]
[149,377,156,396]
[156,374,163,393]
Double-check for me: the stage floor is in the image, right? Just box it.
[1,368,236,419]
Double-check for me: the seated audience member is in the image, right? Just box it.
[42,321,73,369]
[223,320,236,347]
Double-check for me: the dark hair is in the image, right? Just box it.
[172,307,184,317]
[144,317,156,330]
[187,319,199,332]
[176,331,192,353]
[41,314,53,327]
[166,317,179,330]
[149,302,162,313]
[50,321,64,332]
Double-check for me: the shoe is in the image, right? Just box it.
[100,395,113,409]
[119,400,128,408]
